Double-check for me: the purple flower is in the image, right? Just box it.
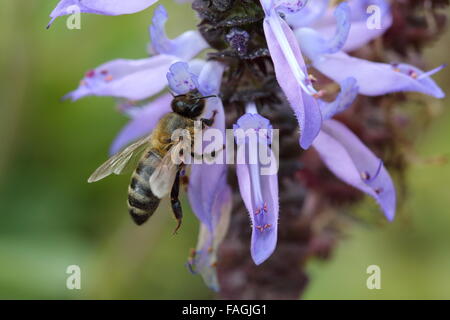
[64,55,178,101]
[295,1,445,98]
[334,0,393,52]
[290,0,393,52]
[234,111,279,265]
[149,6,207,61]
[285,0,330,28]
[320,77,359,120]
[63,5,207,102]
[187,171,232,291]
[55,0,447,291]
[313,77,395,220]
[313,119,396,221]
[166,61,200,95]
[260,0,322,149]
[311,55,445,98]
[48,0,159,28]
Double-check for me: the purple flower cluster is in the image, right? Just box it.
[49,0,445,291]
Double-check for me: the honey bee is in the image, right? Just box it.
[88,89,217,233]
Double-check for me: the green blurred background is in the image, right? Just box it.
[0,1,449,299]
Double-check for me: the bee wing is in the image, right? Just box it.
[88,135,150,183]
[149,141,186,199]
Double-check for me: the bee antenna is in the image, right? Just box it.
[198,95,217,100]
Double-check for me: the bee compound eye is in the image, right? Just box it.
[176,101,184,108]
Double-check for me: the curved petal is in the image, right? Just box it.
[273,0,309,15]
[309,51,445,98]
[149,5,208,60]
[285,0,330,29]
[313,119,396,221]
[109,94,172,155]
[315,0,393,52]
[263,15,322,149]
[48,0,158,27]
[64,55,178,101]
[293,2,351,57]
[320,77,359,120]
[326,2,351,54]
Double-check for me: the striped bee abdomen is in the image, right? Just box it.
[127,152,161,225]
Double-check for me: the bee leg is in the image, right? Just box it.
[203,144,226,162]
[200,110,218,128]
[170,170,183,235]
[190,151,203,161]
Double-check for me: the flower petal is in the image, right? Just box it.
[273,0,309,14]
[166,61,200,95]
[149,5,208,60]
[312,119,396,221]
[325,2,351,54]
[234,113,279,265]
[236,157,279,265]
[309,51,445,98]
[48,0,158,27]
[64,55,178,101]
[188,99,226,230]
[314,0,393,52]
[187,173,232,291]
[109,94,172,155]
[285,0,330,29]
[198,61,225,96]
[320,77,359,120]
[263,14,322,149]
[293,2,351,57]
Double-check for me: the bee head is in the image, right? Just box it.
[171,91,216,119]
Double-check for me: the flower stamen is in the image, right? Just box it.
[85,70,95,78]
